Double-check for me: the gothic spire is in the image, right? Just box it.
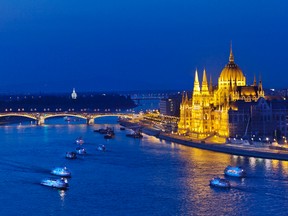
[181,91,185,103]
[193,69,201,95]
[201,68,209,94]
[229,41,234,63]
[209,74,213,93]
[258,75,263,91]
[185,91,189,103]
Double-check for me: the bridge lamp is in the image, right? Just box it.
[18,109,20,111]
[10,108,12,111]
[22,108,24,111]
[34,109,37,111]
[56,109,58,111]
[59,108,62,111]
[5,109,7,112]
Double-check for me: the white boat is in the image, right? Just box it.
[227,137,250,145]
[126,131,143,138]
[97,144,106,151]
[51,167,71,177]
[66,151,77,159]
[209,177,231,188]
[75,147,86,155]
[224,165,245,177]
[75,137,84,145]
[41,178,69,189]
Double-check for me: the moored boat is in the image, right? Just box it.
[41,178,69,189]
[104,132,114,139]
[94,127,114,134]
[51,167,71,177]
[209,177,231,188]
[224,165,245,177]
[269,142,288,151]
[66,151,77,159]
[226,137,250,145]
[126,131,143,138]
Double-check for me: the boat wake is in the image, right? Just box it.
[0,159,50,173]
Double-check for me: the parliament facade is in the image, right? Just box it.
[178,47,288,141]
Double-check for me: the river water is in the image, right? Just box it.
[1,116,288,216]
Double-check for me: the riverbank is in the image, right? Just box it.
[119,119,288,161]
[157,133,288,161]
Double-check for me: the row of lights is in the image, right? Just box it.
[4,108,129,112]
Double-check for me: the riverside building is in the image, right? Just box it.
[177,46,287,141]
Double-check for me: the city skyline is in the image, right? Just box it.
[0,0,287,93]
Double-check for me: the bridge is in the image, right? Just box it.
[0,112,133,125]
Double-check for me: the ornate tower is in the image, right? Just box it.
[191,69,203,136]
[178,92,191,134]
[201,69,211,134]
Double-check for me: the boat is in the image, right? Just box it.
[97,144,106,151]
[65,151,77,159]
[104,132,114,139]
[75,137,84,145]
[51,167,72,177]
[209,177,231,188]
[41,178,69,189]
[224,165,245,177]
[94,127,114,134]
[269,142,288,151]
[126,131,143,138]
[75,147,86,155]
[226,137,250,145]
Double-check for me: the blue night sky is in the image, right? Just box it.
[0,0,287,93]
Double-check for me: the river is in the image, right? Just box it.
[0,116,288,215]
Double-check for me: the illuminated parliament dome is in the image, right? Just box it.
[218,46,246,89]
[178,44,265,139]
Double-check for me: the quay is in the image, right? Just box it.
[119,119,288,161]
[158,133,288,161]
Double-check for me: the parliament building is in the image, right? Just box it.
[177,46,287,141]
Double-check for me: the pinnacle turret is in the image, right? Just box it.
[229,41,234,63]
[193,69,201,95]
[201,68,209,95]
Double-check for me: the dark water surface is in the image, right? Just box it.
[1,117,288,216]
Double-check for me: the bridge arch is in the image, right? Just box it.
[43,113,87,121]
[0,113,38,121]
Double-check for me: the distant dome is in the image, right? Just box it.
[218,47,246,89]
[71,88,77,99]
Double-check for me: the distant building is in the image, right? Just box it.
[159,95,182,117]
[71,88,77,99]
